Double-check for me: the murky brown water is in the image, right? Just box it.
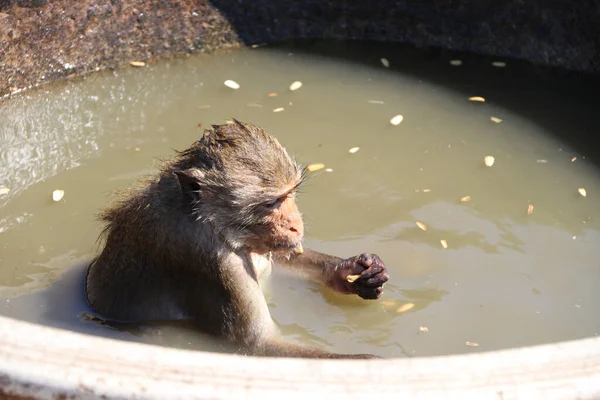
[1,41,600,358]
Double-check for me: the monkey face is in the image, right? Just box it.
[245,193,305,253]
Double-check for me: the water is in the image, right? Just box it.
[1,40,599,358]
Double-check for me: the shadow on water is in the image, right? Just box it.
[269,39,600,163]
[205,0,600,161]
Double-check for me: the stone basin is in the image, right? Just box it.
[1,1,599,399]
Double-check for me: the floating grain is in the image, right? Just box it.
[52,190,65,202]
[198,105,211,109]
[416,221,427,231]
[346,274,360,283]
[422,189,431,193]
[484,156,495,167]
[465,341,479,347]
[289,81,303,91]
[492,61,507,67]
[349,147,360,154]
[571,157,577,162]
[419,326,429,332]
[273,107,285,113]
[490,116,503,123]
[396,303,415,313]
[325,168,333,172]
[267,92,278,97]
[224,80,240,89]
[129,61,145,67]
[469,96,486,102]
[527,204,534,215]
[440,240,448,249]
[306,163,325,172]
[578,188,587,197]
[449,60,463,66]
[367,100,385,104]
[380,58,390,68]
[460,195,471,202]
[390,115,404,125]
[0,187,9,195]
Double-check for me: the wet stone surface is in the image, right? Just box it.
[0,0,599,97]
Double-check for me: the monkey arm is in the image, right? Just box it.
[273,248,343,282]
[272,249,389,300]
[219,252,380,359]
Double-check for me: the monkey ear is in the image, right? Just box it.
[174,168,205,196]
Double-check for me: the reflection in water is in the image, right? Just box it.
[1,40,600,358]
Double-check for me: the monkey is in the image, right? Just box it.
[85,119,390,359]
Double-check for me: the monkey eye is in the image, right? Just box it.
[262,197,282,209]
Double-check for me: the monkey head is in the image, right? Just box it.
[172,119,306,254]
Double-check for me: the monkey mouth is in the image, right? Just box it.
[269,239,303,253]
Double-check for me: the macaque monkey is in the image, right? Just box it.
[85,119,389,358]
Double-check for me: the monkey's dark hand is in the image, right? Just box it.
[329,253,389,299]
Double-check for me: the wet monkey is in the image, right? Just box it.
[85,120,389,358]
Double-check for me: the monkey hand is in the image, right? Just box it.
[330,253,389,299]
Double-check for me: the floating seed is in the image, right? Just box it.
[416,221,427,231]
[0,187,9,195]
[390,115,404,125]
[440,240,448,249]
[134,147,141,152]
[368,100,385,104]
[571,157,577,162]
[52,190,65,202]
[527,204,534,215]
[349,147,360,154]
[381,301,396,308]
[422,189,431,193]
[484,156,495,167]
[289,81,303,91]
[346,274,360,283]
[460,195,471,202]
[492,61,507,67]
[469,96,486,102]
[306,163,325,172]
[224,80,240,89]
[325,168,333,172]
[273,107,285,113]
[396,303,415,313]
[267,92,278,97]
[449,60,463,66]
[490,116,503,123]
[465,341,479,347]
[578,188,587,197]
[246,103,263,108]
[129,61,146,67]
[380,58,390,68]
[419,326,429,332]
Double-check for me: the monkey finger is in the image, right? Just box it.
[356,286,383,300]
[359,264,385,279]
[358,253,374,267]
[359,273,389,287]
